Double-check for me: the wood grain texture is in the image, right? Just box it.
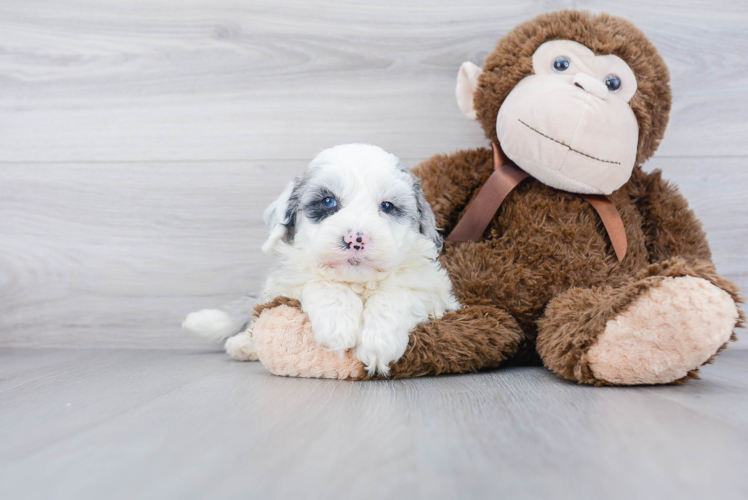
[1,347,747,500]
[0,160,298,348]
[0,0,746,162]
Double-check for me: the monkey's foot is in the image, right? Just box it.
[588,276,738,385]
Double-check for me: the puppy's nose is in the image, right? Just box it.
[344,231,370,251]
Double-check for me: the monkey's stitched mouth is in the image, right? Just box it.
[518,119,621,165]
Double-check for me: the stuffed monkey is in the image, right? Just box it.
[249,10,743,385]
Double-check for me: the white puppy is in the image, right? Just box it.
[184,144,459,376]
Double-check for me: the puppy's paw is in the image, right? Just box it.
[356,318,409,376]
[310,312,360,356]
[224,331,259,361]
[355,344,388,377]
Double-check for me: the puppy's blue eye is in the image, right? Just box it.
[380,201,395,213]
[321,197,337,209]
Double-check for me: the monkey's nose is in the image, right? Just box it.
[344,231,370,251]
[572,72,608,100]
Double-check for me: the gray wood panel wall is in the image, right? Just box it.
[1,0,746,348]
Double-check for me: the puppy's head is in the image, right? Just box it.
[263,144,441,281]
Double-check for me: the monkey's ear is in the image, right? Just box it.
[455,61,482,120]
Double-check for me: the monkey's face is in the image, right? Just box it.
[457,12,671,188]
[496,40,639,195]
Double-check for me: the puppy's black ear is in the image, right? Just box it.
[262,177,302,253]
[412,178,443,253]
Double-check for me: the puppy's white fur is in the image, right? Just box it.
[185,144,459,376]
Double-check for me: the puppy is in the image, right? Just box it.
[184,143,459,375]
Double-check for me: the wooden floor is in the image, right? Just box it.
[1,347,747,500]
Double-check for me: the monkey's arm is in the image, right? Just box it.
[387,305,524,378]
[632,167,712,263]
[411,147,493,235]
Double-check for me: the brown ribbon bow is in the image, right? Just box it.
[446,143,627,262]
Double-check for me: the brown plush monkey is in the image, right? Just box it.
[250,10,743,385]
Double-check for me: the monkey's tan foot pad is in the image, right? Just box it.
[252,304,365,379]
[588,276,739,385]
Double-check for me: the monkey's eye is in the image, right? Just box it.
[321,197,337,209]
[552,56,571,73]
[604,74,622,92]
[380,201,395,213]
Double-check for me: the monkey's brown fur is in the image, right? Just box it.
[258,11,743,384]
